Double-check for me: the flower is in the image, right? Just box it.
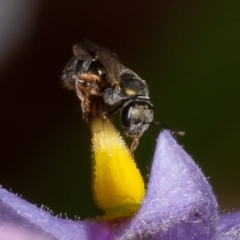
[90,118,145,220]
[0,121,239,239]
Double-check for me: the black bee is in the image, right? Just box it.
[62,41,154,153]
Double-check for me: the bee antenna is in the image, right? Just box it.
[153,121,185,136]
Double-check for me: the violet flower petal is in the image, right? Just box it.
[214,211,240,239]
[0,187,109,240]
[110,131,219,239]
[1,130,239,240]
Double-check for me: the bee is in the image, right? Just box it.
[62,41,154,153]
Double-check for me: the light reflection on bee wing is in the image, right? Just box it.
[119,64,142,79]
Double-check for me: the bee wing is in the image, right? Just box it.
[77,40,121,83]
[119,64,141,78]
[73,43,94,60]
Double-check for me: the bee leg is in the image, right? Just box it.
[89,81,102,96]
[75,81,91,122]
[78,73,103,97]
[130,138,139,156]
[95,116,108,134]
[81,96,91,122]
[103,88,122,105]
[161,124,185,136]
[79,73,101,84]
[113,82,120,90]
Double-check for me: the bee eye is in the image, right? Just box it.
[121,104,133,127]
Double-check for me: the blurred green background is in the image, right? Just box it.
[0,1,240,219]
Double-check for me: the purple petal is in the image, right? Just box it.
[214,211,240,239]
[0,187,109,240]
[111,131,219,239]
